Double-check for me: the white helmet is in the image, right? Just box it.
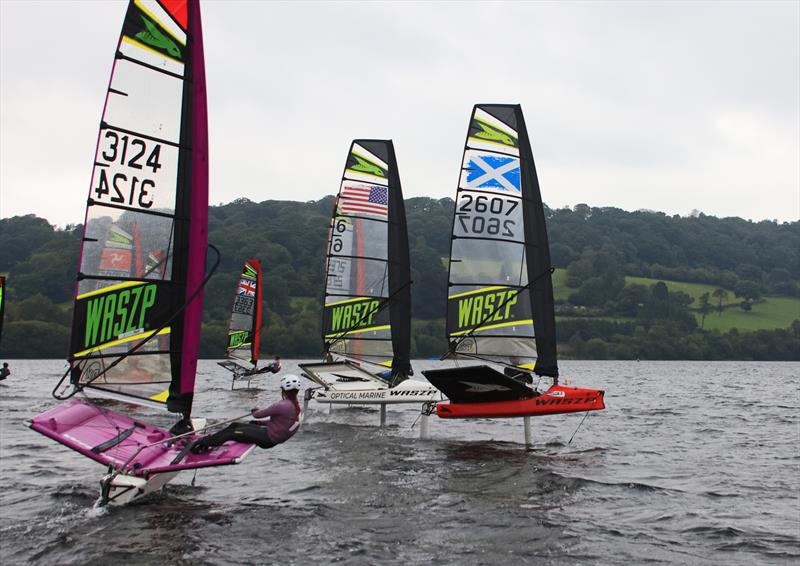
[280,374,302,392]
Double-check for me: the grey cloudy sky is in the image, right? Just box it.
[1,0,798,226]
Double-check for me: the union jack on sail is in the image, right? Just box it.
[237,279,256,296]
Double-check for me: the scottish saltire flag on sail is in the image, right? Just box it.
[323,141,412,376]
[464,154,521,193]
[65,0,210,413]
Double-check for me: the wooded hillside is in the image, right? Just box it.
[1,199,797,360]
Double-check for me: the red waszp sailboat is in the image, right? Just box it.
[423,104,605,421]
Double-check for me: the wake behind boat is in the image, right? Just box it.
[422,104,605,423]
[218,258,281,388]
[300,140,439,412]
[28,0,254,506]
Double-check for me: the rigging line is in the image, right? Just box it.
[323,279,412,355]
[54,244,222,401]
[568,411,591,445]
[444,266,554,360]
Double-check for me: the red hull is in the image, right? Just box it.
[435,385,605,419]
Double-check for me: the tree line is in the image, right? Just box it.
[0,199,797,360]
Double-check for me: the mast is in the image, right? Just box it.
[386,142,412,378]
[445,104,557,378]
[516,108,557,377]
[322,140,412,374]
[65,0,208,415]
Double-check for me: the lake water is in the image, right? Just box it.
[0,360,798,565]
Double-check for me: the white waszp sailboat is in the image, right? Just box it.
[28,0,254,506]
[300,141,440,414]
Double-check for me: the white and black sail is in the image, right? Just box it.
[321,140,412,378]
[445,104,558,378]
[66,0,209,414]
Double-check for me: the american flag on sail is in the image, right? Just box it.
[339,185,389,218]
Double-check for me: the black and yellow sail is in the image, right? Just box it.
[321,140,412,377]
[444,104,557,378]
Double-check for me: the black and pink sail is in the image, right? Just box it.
[31,1,251,481]
[65,0,209,414]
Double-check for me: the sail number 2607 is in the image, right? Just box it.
[93,131,162,208]
[457,194,518,238]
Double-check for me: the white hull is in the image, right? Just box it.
[300,360,441,406]
[313,379,440,405]
[96,417,207,506]
[100,470,180,506]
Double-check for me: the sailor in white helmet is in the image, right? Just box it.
[192,374,303,452]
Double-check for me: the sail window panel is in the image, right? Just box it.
[92,130,179,213]
[453,191,524,243]
[450,239,527,287]
[331,337,393,362]
[104,58,183,143]
[330,214,389,261]
[325,258,389,300]
[81,351,172,400]
[453,335,537,364]
[229,303,254,332]
[79,208,175,287]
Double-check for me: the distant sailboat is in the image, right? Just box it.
[300,140,439,412]
[28,0,253,506]
[423,104,605,421]
[218,259,280,388]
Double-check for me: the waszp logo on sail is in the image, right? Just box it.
[228,331,251,348]
[330,299,380,333]
[84,284,157,348]
[456,289,518,331]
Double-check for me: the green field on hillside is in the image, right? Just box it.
[624,275,741,306]
[552,269,798,331]
[699,296,800,331]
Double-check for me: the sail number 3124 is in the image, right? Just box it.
[93,131,163,208]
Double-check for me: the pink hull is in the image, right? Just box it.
[30,399,252,477]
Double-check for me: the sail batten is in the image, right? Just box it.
[66,0,208,414]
